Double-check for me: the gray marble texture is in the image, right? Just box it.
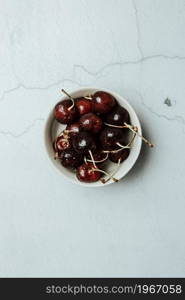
[0,0,185,277]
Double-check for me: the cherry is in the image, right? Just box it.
[99,127,127,150]
[76,162,101,182]
[66,122,81,137]
[60,149,83,169]
[92,91,116,114]
[72,131,96,154]
[75,98,92,115]
[79,113,102,134]
[54,135,71,154]
[54,99,78,124]
[105,106,129,126]
[109,148,130,163]
[53,130,71,159]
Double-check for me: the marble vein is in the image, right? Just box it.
[1,55,185,103]
[0,79,81,103]
[141,101,185,133]
[0,118,44,138]
[132,0,144,58]
[1,55,185,139]
[73,54,185,77]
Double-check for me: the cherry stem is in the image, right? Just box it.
[84,95,93,100]
[116,131,136,150]
[86,153,108,164]
[104,122,125,129]
[103,131,136,154]
[91,168,118,183]
[101,159,121,184]
[63,129,69,134]
[89,150,118,183]
[124,122,154,147]
[88,150,97,169]
[103,146,129,154]
[54,151,59,160]
[55,130,66,138]
[61,89,75,110]
[104,122,154,148]
[125,131,136,147]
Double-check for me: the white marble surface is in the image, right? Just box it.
[0,0,185,277]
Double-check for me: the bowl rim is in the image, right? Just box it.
[44,87,142,187]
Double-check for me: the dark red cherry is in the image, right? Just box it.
[60,149,83,168]
[72,132,96,154]
[76,162,101,182]
[54,135,71,153]
[99,127,127,150]
[109,148,130,163]
[54,99,78,124]
[79,113,102,134]
[66,122,81,137]
[75,98,92,115]
[92,91,116,114]
[106,105,129,126]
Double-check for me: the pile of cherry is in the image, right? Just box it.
[53,90,153,184]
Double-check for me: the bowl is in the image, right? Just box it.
[44,87,142,187]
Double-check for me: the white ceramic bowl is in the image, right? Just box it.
[44,88,142,187]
